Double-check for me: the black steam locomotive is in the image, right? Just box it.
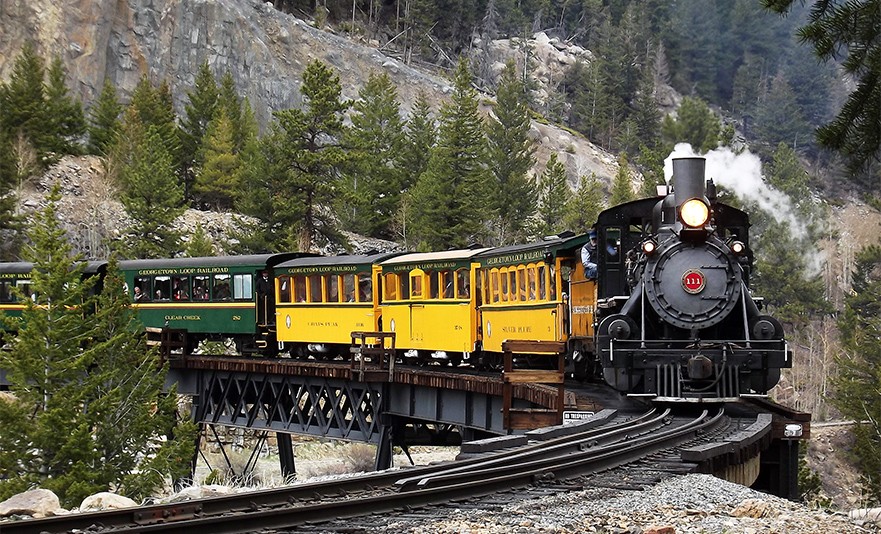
[592,157,790,401]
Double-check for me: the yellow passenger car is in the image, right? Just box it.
[378,248,490,365]
[274,253,399,358]
[475,234,595,365]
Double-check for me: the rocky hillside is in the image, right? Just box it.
[0,0,621,187]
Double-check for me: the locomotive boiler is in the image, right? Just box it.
[594,157,790,401]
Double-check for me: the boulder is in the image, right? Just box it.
[80,492,139,511]
[0,488,63,518]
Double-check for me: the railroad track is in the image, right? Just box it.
[2,407,755,534]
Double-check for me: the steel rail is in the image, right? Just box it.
[394,408,672,490]
[105,410,726,533]
[0,409,659,534]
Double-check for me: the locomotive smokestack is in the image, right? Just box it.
[672,157,707,205]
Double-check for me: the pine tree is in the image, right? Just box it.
[180,62,220,200]
[43,56,86,158]
[610,153,635,206]
[830,244,881,502]
[234,132,282,253]
[532,153,569,237]
[763,0,881,170]
[87,79,123,156]
[409,58,490,250]
[339,71,405,239]
[79,259,197,501]
[0,194,196,505]
[118,123,185,259]
[255,60,351,251]
[184,223,215,257]
[661,96,721,153]
[399,91,436,190]
[754,72,812,153]
[486,61,537,245]
[217,71,256,154]
[193,111,241,210]
[0,43,49,165]
[563,173,605,232]
[0,186,101,502]
[129,76,181,171]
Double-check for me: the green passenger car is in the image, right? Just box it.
[119,253,309,354]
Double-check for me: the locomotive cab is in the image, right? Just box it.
[595,157,791,401]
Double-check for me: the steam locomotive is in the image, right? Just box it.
[1,157,790,402]
[593,157,790,400]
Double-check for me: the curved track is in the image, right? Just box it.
[2,408,746,534]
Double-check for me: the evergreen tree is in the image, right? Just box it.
[399,91,436,190]
[831,244,881,502]
[118,121,185,259]
[250,60,351,251]
[233,134,279,253]
[193,112,241,210]
[43,56,86,157]
[763,0,881,169]
[563,173,605,232]
[129,76,181,171]
[87,79,123,156]
[754,72,812,153]
[339,71,405,239]
[180,62,220,200]
[486,61,537,245]
[184,223,215,257]
[610,153,635,206]
[0,190,195,506]
[665,0,724,100]
[0,43,49,165]
[532,153,569,237]
[661,96,721,153]
[217,71,256,154]
[746,143,828,324]
[409,59,490,250]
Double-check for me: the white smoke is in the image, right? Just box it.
[664,143,806,241]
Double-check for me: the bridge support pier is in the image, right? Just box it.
[374,423,394,471]
[277,432,295,479]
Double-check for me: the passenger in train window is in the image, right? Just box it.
[359,274,372,301]
[134,286,148,302]
[456,270,470,298]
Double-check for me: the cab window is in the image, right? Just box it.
[605,227,622,263]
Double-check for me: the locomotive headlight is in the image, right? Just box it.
[731,241,746,255]
[680,199,710,227]
[642,240,657,255]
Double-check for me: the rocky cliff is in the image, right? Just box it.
[0,0,621,186]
